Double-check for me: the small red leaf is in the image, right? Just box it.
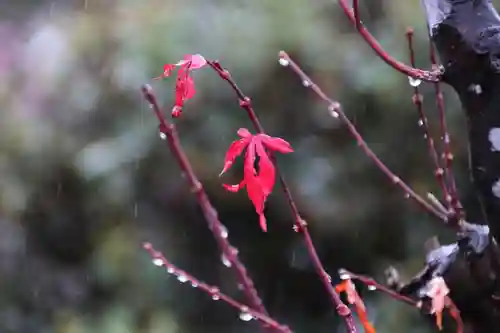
[154,54,207,115]
[221,129,294,231]
[183,75,196,99]
[261,136,294,153]
[183,54,207,69]
[259,214,267,232]
[255,142,275,195]
[220,138,250,176]
[237,128,252,138]
[171,106,182,118]
[223,181,245,192]
[246,173,265,218]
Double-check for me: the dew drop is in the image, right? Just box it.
[408,76,422,87]
[221,254,232,267]
[302,80,311,87]
[152,258,163,267]
[159,131,167,140]
[211,287,220,300]
[279,58,289,67]
[325,273,332,283]
[328,103,340,118]
[220,226,228,239]
[404,193,410,199]
[191,282,198,288]
[417,119,424,126]
[338,268,350,280]
[177,274,188,283]
[367,284,377,291]
[239,308,254,322]
[167,267,175,274]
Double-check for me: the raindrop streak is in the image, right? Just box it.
[152,259,163,267]
[408,76,422,87]
[221,254,232,267]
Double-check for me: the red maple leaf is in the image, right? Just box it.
[220,128,293,232]
[153,54,207,118]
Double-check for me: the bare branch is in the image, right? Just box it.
[143,243,292,333]
[278,51,449,222]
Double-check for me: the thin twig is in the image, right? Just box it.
[352,0,360,30]
[143,243,292,333]
[207,61,358,333]
[337,0,441,82]
[405,28,452,213]
[429,43,463,222]
[278,51,448,222]
[339,268,419,307]
[140,84,274,332]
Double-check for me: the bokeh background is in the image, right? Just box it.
[0,0,491,332]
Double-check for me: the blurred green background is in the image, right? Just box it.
[0,0,491,332]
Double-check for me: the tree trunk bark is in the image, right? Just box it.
[398,1,500,331]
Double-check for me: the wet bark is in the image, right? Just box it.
[392,1,500,331]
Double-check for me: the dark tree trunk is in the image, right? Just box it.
[397,1,500,332]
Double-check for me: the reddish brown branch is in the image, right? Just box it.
[140,84,273,331]
[352,0,360,30]
[337,0,441,82]
[143,243,292,332]
[206,61,358,333]
[405,28,452,213]
[428,43,463,221]
[278,51,448,222]
[339,268,420,307]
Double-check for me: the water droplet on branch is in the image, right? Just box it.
[219,226,228,239]
[239,307,254,322]
[408,76,422,87]
[221,254,232,267]
[152,259,163,267]
[279,58,289,67]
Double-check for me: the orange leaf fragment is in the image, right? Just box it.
[335,279,376,333]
